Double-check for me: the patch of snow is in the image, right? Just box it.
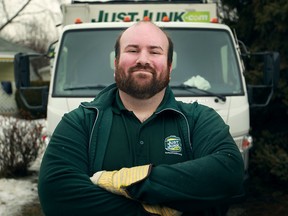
[0,116,45,216]
[0,177,38,216]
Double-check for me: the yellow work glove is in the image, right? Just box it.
[90,164,152,198]
[142,204,182,216]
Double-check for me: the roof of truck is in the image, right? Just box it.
[62,21,231,31]
[71,0,211,4]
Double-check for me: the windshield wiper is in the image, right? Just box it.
[64,84,108,91]
[170,84,226,102]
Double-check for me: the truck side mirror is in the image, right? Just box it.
[14,53,30,89]
[244,51,280,108]
[13,52,50,118]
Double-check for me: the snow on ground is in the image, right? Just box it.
[0,149,43,216]
[0,116,46,215]
[0,177,38,216]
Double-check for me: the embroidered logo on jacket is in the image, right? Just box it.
[164,135,182,156]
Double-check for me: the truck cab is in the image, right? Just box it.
[49,21,251,173]
[14,1,279,179]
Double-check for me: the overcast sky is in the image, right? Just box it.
[0,0,71,46]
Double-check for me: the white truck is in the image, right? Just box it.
[15,0,279,179]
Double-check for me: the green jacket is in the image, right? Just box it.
[38,83,244,216]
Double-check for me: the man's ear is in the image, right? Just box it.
[114,59,117,78]
[169,62,173,74]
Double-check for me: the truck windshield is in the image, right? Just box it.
[53,28,243,97]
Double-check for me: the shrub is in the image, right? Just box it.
[250,130,288,187]
[0,115,46,178]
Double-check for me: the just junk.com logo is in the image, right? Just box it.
[95,10,210,22]
[164,135,182,156]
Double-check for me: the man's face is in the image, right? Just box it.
[115,22,172,99]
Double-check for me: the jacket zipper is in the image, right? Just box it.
[80,104,99,152]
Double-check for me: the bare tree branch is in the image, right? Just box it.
[0,0,32,32]
[1,0,9,20]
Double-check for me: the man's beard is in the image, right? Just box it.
[115,63,170,99]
